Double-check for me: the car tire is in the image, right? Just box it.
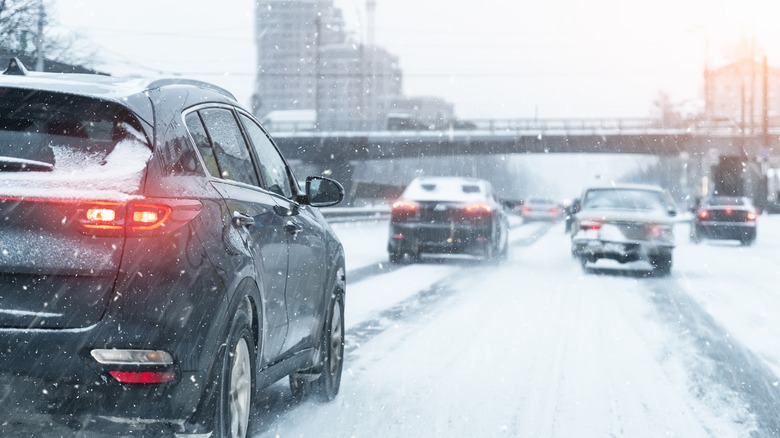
[290,292,345,402]
[389,251,403,264]
[651,253,672,276]
[215,304,255,438]
[498,237,509,261]
[741,238,755,246]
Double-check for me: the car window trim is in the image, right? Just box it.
[235,108,301,203]
[182,104,264,186]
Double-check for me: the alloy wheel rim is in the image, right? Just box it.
[329,301,344,375]
[229,338,251,438]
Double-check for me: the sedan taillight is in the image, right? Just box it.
[579,220,601,231]
[391,200,419,222]
[698,209,710,220]
[462,203,492,223]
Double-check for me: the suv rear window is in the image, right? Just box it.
[0,88,148,168]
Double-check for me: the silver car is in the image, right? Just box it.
[571,184,677,275]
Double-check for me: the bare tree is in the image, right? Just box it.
[0,0,95,69]
[0,0,40,51]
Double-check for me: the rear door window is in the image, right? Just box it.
[196,108,260,187]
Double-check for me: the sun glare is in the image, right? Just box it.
[705,0,780,60]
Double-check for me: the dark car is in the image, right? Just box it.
[571,184,677,275]
[388,176,509,263]
[564,198,580,233]
[691,196,757,245]
[0,58,345,437]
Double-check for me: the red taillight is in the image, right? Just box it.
[128,203,172,231]
[698,210,710,220]
[747,212,757,221]
[579,220,601,231]
[463,203,492,223]
[109,370,176,384]
[78,199,201,237]
[82,202,123,231]
[391,200,419,222]
[463,203,492,214]
[392,200,419,211]
[521,207,531,214]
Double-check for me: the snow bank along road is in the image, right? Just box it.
[249,216,780,437]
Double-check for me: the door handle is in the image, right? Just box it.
[284,220,303,235]
[232,211,255,227]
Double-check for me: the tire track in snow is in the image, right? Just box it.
[647,278,780,437]
[344,221,557,360]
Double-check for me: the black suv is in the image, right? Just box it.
[0,58,346,437]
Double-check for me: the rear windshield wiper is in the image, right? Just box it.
[0,156,53,172]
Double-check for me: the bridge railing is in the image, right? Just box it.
[265,117,780,136]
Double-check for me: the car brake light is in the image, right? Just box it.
[109,371,176,384]
[698,210,710,220]
[463,203,492,214]
[391,200,419,222]
[78,199,201,237]
[579,220,601,231]
[747,212,757,221]
[392,200,418,211]
[647,224,671,238]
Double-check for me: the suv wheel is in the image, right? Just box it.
[290,292,345,402]
[216,305,255,438]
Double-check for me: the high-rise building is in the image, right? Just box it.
[253,0,453,131]
[705,59,780,131]
[317,44,403,130]
[253,0,347,117]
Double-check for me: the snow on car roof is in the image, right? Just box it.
[402,177,488,202]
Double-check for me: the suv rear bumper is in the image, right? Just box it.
[0,324,209,433]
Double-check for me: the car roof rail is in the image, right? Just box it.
[3,57,29,76]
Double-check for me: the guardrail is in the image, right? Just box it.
[319,206,391,223]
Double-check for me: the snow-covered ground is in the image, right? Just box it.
[250,215,780,437]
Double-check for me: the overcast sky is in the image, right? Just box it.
[53,0,780,120]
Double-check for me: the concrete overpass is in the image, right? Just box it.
[270,118,780,162]
[268,118,780,207]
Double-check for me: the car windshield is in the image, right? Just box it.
[582,188,667,212]
[705,196,747,206]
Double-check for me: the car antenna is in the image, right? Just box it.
[3,57,29,76]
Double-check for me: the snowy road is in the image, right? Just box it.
[249,216,780,437]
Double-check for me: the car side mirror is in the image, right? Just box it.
[304,176,344,207]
